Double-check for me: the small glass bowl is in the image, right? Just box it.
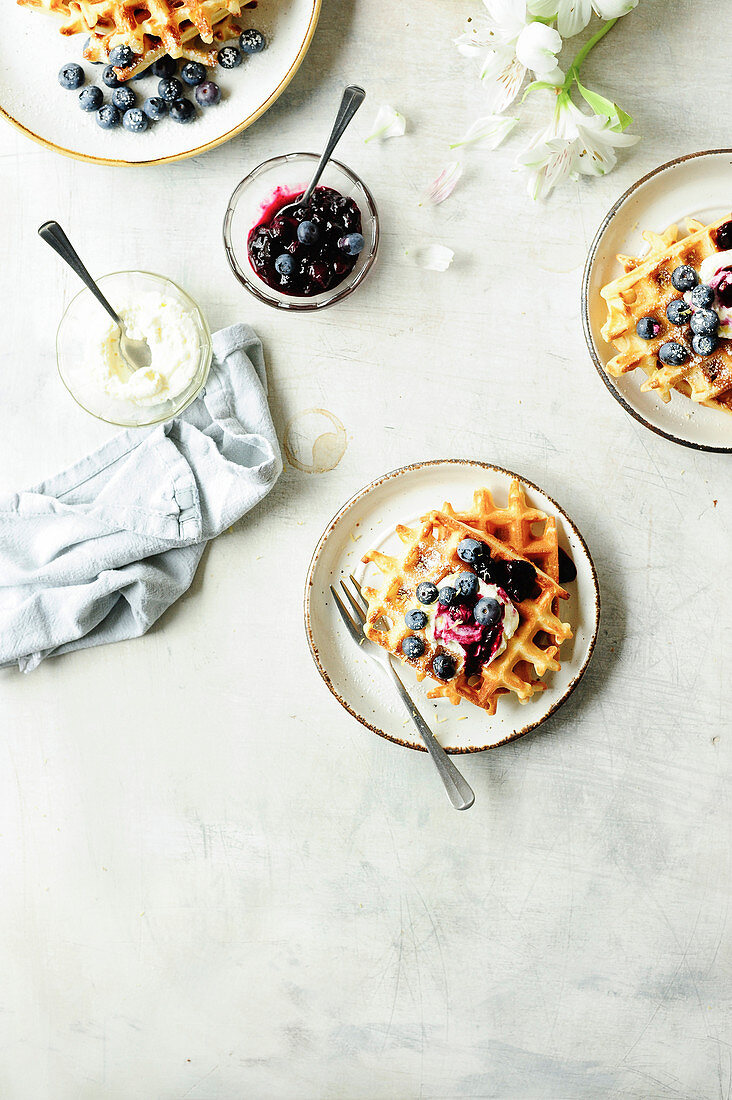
[223,152,379,311]
[56,271,212,428]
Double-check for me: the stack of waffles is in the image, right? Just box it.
[361,480,573,717]
[18,0,244,78]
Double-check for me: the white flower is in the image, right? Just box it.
[411,244,455,271]
[528,0,638,37]
[364,105,406,143]
[515,95,639,199]
[449,114,519,150]
[456,0,563,114]
[421,162,463,205]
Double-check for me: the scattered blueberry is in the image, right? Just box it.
[132,68,149,81]
[402,635,425,660]
[666,298,692,325]
[59,63,84,90]
[79,86,103,112]
[102,65,122,88]
[338,232,365,257]
[438,585,457,607]
[239,28,267,53]
[405,609,428,630]
[143,96,167,121]
[455,572,479,599]
[690,283,715,309]
[432,654,456,681]
[692,332,718,356]
[671,264,698,292]
[474,597,501,627]
[218,45,242,69]
[658,341,688,366]
[457,538,482,564]
[275,253,296,275]
[635,316,660,340]
[112,85,136,111]
[158,77,183,103]
[152,56,177,79]
[416,582,438,605]
[297,220,319,244]
[690,308,719,336]
[97,103,120,129]
[122,107,148,132]
[195,81,221,107]
[109,44,134,68]
[169,98,195,123]
[181,61,207,86]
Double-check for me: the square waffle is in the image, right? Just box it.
[600,214,732,416]
[361,485,572,717]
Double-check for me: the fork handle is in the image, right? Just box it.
[386,661,475,811]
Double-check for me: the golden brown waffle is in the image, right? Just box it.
[361,493,572,717]
[600,214,732,416]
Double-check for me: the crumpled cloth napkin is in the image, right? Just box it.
[0,323,282,672]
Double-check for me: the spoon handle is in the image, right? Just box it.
[38,221,122,329]
[301,84,366,206]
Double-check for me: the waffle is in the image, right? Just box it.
[361,487,572,717]
[18,0,243,77]
[600,214,732,416]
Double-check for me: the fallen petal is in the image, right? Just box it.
[450,114,518,150]
[364,104,406,143]
[411,244,455,271]
[422,161,463,205]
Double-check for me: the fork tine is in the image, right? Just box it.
[340,579,366,623]
[349,574,368,609]
[330,585,363,645]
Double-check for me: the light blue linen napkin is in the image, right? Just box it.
[0,323,282,672]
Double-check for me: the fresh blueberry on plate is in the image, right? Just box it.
[671,264,698,292]
[169,98,195,123]
[108,44,134,68]
[195,81,221,107]
[297,220,319,244]
[275,253,295,275]
[689,308,719,336]
[181,61,207,86]
[690,283,715,309]
[97,103,120,129]
[239,28,267,53]
[102,65,122,88]
[438,585,457,607]
[405,609,428,630]
[455,572,479,598]
[658,341,688,366]
[692,332,718,356]
[122,107,148,132]
[132,68,149,81]
[474,597,501,627]
[416,582,438,605]
[217,45,242,69]
[338,232,365,257]
[402,635,425,660]
[158,77,183,103]
[79,86,103,112]
[635,316,660,340]
[457,538,482,564]
[143,96,167,121]
[151,56,177,79]
[666,298,692,325]
[59,63,84,90]
[112,85,136,111]
[432,654,456,680]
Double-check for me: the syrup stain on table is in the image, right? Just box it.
[283,408,347,473]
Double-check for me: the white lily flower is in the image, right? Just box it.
[364,105,406,144]
[527,0,638,37]
[422,162,463,205]
[449,115,519,150]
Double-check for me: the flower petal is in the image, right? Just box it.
[412,244,455,271]
[592,0,638,16]
[364,105,406,143]
[449,114,519,150]
[480,52,527,113]
[556,0,592,37]
[515,21,562,76]
[422,161,463,205]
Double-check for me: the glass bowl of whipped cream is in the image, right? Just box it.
[56,271,212,427]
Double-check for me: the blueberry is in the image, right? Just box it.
[297,220,319,244]
[338,232,365,257]
[416,582,438,605]
[132,68,149,81]
[690,308,719,336]
[457,538,482,564]
[152,56,177,79]
[218,45,242,69]
[195,80,221,107]
[432,654,456,681]
[112,85,136,111]
[181,61,206,86]
[108,44,134,68]
[275,253,295,275]
[239,28,267,53]
[635,316,661,340]
[671,264,698,292]
[690,283,715,309]
[143,96,167,121]
[666,298,692,325]
[122,107,148,132]
[402,635,425,660]
[658,341,688,366]
[169,98,195,123]
[405,609,428,630]
[455,572,479,599]
[97,103,120,129]
[474,597,501,627]
[158,77,183,103]
[692,332,718,356]
[438,585,457,607]
[59,63,84,90]
[102,65,122,88]
[79,86,103,111]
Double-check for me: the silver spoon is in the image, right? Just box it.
[277,84,366,220]
[38,221,152,374]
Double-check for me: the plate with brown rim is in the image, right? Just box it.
[304,460,600,754]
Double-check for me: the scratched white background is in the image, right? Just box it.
[0,1,730,1097]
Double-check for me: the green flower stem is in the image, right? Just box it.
[563,18,618,91]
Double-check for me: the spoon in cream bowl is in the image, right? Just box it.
[39,220,152,374]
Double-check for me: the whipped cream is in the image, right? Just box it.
[696,249,732,338]
[422,572,519,674]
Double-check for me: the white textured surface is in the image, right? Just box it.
[0,1,730,1097]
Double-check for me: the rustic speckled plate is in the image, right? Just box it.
[304,460,600,754]
[583,148,732,452]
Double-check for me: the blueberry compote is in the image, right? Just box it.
[248,185,364,297]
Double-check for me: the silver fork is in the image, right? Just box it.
[330,575,475,811]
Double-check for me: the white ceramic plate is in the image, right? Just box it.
[582,148,732,452]
[304,461,600,754]
[0,0,320,166]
